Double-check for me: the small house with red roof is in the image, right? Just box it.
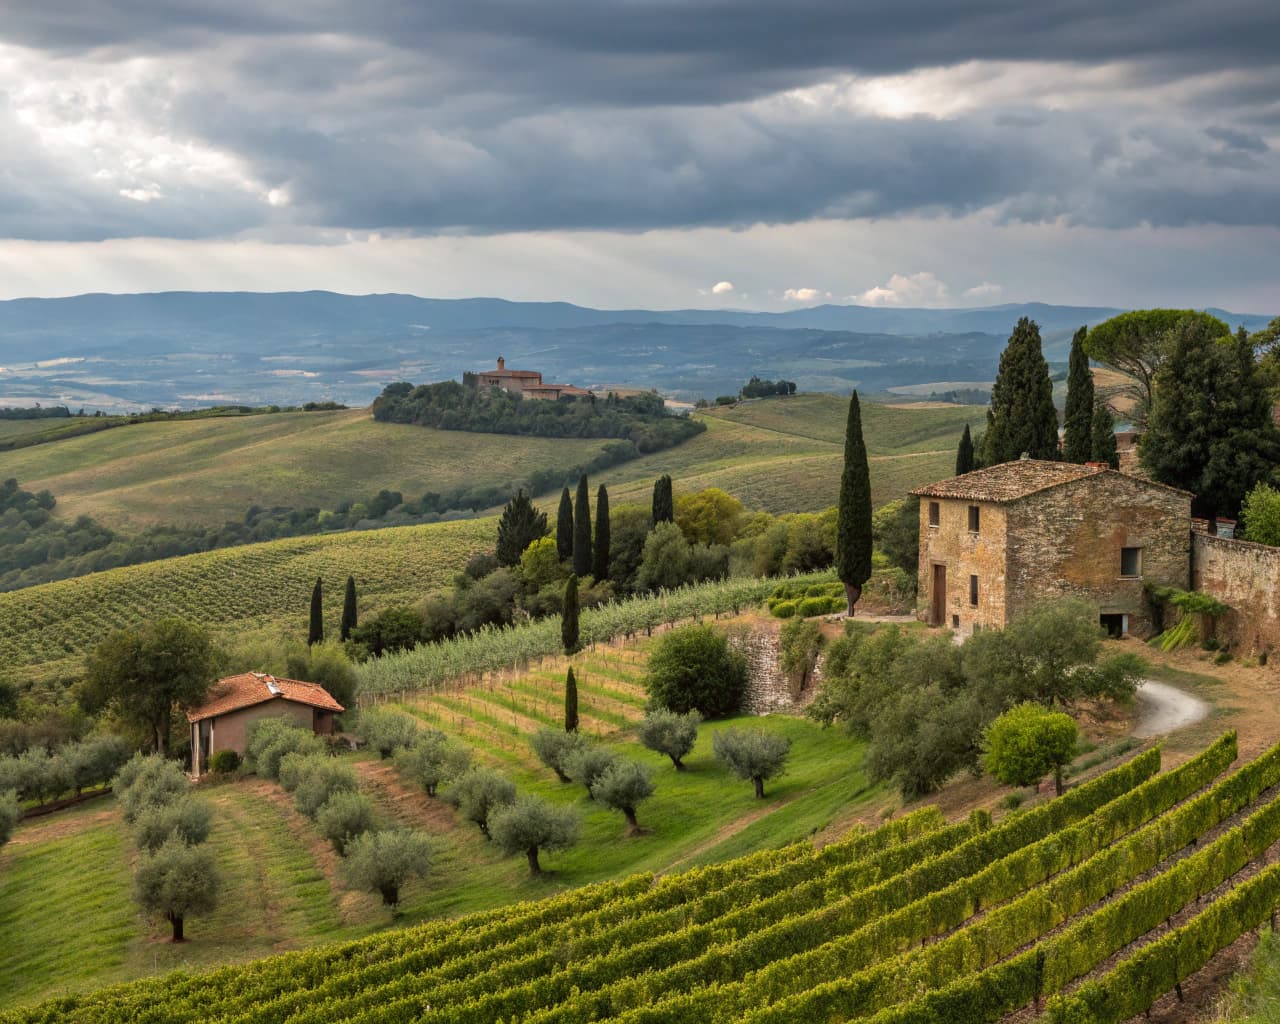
[187,672,345,777]
[911,459,1192,638]
[467,356,591,401]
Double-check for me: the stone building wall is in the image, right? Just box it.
[1191,533,1280,655]
[1004,473,1191,637]
[916,498,1010,634]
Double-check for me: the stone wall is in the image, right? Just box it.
[1192,533,1280,655]
[729,624,821,715]
[1004,473,1191,637]
[916,498,1010,634]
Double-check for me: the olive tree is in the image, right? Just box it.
[316,791,376,854]
[133,836,220,942]
[292,759,360,819]
[637,709,701,770]
[489,795,582,875]
[114,755,189,824]
[357,709,420,760]
[245,718,325,780]
[983,702,1078,796]
[446,768,516,838]
[395,732,471,797]
[0,790,19,847]
[591,760,655,834]
[564,745,620,799]
[133,797,213,852]
[712,729,792,798]
[342,829,433,906]
[530,728,586,783]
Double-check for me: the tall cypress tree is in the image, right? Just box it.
[564,667,579,733]
[980,317,1059,466]
[340,575,357,642]
[593,485,611,581]
[955,424,975,475]
[835,391,873,615]
[562,575,580,655]
[1091,402,1118,469]
[308,577,324,646]
[1062,326,1094,463]
[652,474,674,525]
[556,487,574,562]
[573,476,593,578]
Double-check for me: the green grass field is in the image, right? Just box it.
[0,634,876,1007]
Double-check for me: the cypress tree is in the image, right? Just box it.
[573,476,592,578]
[593,485,611,581]
[1091,402,1119,469]
[340,575,357,642]
[562,575,580,655]
[308,577,324,646]
[495,490,549,566]
[652,475,674,525]
[955,424,975,475]
[1062,326,1094,463]
[835,391,873,615]
[556,487,574,562]
[564,667,579,733]
[980,317,1059,466]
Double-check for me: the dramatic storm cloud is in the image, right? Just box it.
[1,1,1277,309]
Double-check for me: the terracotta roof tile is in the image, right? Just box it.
[186,673,344,722]
[909,459,1189,504]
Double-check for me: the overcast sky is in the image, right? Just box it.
[1,1,1278,311]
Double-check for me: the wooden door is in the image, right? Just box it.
[931,563,946,625]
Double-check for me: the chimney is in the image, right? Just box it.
[497,356,505,370]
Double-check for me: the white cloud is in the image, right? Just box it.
[783,286,823,302]
[963,281,1004,301]
[857,271,950,306]
[711,280,734,294]
[119,187,163,203]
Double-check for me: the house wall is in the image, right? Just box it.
[1192,533,1280,654]
[917,498,1009,634]
[1004,473,1191,636]
[207,700,315,764]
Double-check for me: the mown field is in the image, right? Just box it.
[0,517,495,680]
[0,634,877,1008]
[7,727,1277,1023]
[0,408,610,529]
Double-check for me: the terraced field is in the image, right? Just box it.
[8,732,1279,1023]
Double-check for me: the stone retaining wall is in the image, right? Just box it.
[1192,533,1280,656]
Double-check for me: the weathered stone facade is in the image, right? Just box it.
[1191,533,1280,655]
[914,461,1191,638]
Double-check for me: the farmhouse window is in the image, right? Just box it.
[1120,547,1142,578]
[967,505,980,533]
[928,501,940,527]
[969,575,979,606]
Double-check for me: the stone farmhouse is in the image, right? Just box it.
[465,356,591,401]
[912,459,1192,639]
[187,672,343,778]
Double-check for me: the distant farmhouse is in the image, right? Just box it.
[913,458,1280,655]
[188,672,344,778]
[463,356,591,401]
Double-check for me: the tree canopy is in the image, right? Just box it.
[983,702,1078,795]
[835,391,872,613]
[981,317,1058,465]
[644,624,747,718]
[1062,326,1094,464]
[495,490,549,567]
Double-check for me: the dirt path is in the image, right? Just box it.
[1133,680,1211,739]
[658,795,798,876]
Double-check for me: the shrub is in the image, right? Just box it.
[208,749,241,775]
[357,709,420,760]
[446,769,517,837]
[983,702,1079,795]
[133,836,220,942]
[644,624,748,719]
[489,795,582,875]
[246,718,325,780]
[712,728,792,798]
[316,791,376,854]
[133,797,213,852]
[564,745,620,798]
[395,732,471,797]
[531,728,587,783]
[797,597,832,617]
[772,600,797,619]
[590,760,655,834]
[637,708,701,770]
[341,828,433,906]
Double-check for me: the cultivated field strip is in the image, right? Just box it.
[12,737,1280,1024]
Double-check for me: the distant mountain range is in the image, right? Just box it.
[0,291,1272,412]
